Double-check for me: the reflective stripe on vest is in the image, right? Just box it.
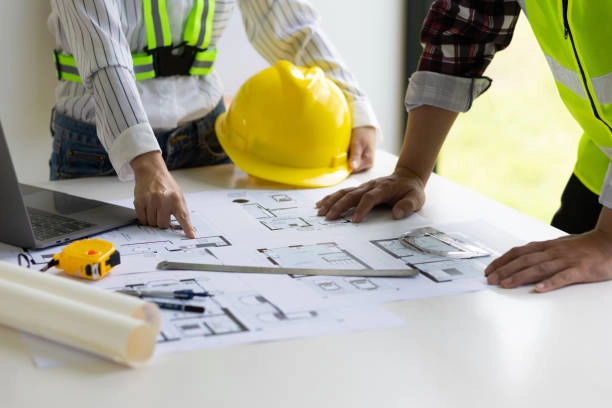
[54,0,216,82]
[523,1,612,194]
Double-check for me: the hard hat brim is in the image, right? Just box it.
[215,113,352,188]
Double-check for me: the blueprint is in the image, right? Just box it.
[9,187,513,366]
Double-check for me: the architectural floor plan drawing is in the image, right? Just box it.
[259,241,369,270]
[26,211,232,271]
[9,188,514,366]
[372,236,487,283]
[227,189,353,232]
[93,268,403,357]
[250,239,489,308]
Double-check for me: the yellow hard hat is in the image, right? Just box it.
[215,60,352,187]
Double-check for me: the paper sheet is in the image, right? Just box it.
[0,261,160,366]
[4,187,521,367]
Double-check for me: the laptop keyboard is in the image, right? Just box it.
[27,207,95,241]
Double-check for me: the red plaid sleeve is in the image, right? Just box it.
[418,0,522,77]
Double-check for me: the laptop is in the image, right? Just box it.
[0,120,136,249]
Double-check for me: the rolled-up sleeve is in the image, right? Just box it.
[405,71,491,112]
[406,0,521,113]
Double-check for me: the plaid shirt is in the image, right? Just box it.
[405,0,522,112]
[419,0,522,76]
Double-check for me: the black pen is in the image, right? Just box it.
[151,300,205,314]
[117,288,212,300]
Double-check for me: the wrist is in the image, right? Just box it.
[392,165,427,187]
[596,206,612,237]
[130,151,165,176]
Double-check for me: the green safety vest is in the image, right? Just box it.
[54,0,217,82]
[523,0,612,195]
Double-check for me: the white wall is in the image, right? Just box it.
[0,1,406,183]
[0,2,56,183]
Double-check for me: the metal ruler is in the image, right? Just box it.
[157,261,418,277]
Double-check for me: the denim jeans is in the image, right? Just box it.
[49,99,229,180]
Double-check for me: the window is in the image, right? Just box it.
[437,16,580,224]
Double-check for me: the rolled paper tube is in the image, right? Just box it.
[0,261,160,366]
[0,261,160,330]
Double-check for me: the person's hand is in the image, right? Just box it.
[316,167,426,223]
[130,151,196,238]
[348,126,377,172]
[485,229,612,292]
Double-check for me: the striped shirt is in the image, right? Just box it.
[48,0,380,181]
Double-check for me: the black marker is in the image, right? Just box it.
[152,301,205,314]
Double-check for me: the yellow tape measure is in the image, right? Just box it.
[42,238,121,280]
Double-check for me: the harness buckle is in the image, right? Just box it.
[149,42,199,77]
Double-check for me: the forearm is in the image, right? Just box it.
[92,66,150,148]
[89,66,159,181]
[395,105,458,184]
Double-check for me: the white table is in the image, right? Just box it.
[4,151,610,408]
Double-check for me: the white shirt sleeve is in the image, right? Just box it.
[404,71,492,113]
[237,0,381,137]
[51,0,160,181]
